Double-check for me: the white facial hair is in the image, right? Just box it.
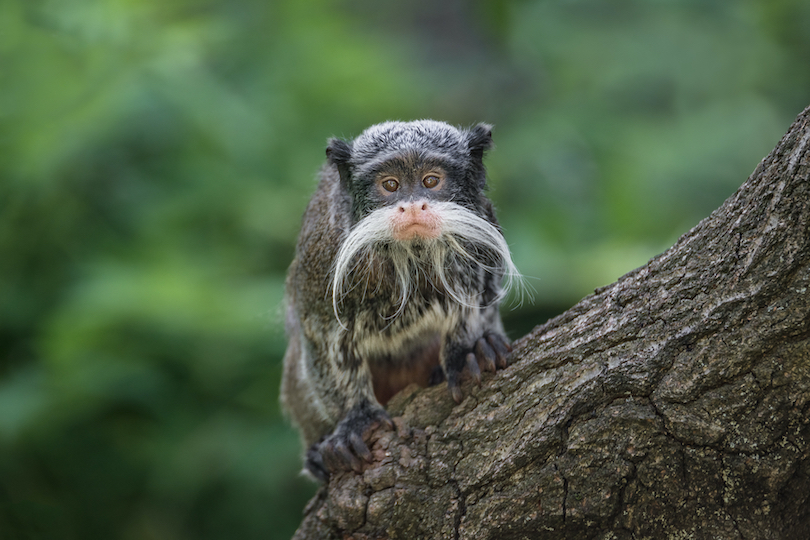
[331,200,522,326]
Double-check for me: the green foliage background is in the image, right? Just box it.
[1,0,808,538]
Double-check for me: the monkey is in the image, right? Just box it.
[280,120,521,481]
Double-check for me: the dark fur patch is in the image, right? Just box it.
[326,138,353,185]
[467,123,494,159]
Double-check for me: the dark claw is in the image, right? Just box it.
[502,335,512,352]
[486,333,511,369]
[465,352,482,385]
[335,440,363,473]
[475,338,497,372]
[349,431,372,463]
[447,371,463,404]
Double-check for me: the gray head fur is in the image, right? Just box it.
[350,120,489,168]
[327,120,493,188]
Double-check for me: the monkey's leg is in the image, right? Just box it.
[304,348,393,481]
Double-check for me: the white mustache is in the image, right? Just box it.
[331,200,523,326]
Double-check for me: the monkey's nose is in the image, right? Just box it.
[397,201,429,213]
[391,201,441,241]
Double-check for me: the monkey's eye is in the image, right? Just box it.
[381,178,399,192]
[422,174,440,189]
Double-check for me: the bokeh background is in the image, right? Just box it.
[2,0,809,538]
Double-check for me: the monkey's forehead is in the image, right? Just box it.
[350,120,468,164]
[354,150,456,179]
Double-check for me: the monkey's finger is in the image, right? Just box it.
[446,372,464,404]
[465,352,482,385]
[370,415,394,434]
[381,416,395,431]
[504,336,513,352]
[335,440,363,473]
[320,444,342,473]
[305,448,330,482]
[486,333,511,369]
[349,432,373,463]
[474,338,497,373]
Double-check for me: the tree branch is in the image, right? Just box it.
[293,105,810,540]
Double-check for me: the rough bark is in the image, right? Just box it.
[291,106,810,540]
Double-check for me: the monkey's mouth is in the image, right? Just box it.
[392,223,441,241]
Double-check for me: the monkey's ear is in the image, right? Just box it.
[326,138,352,185]
[467,123,493,161]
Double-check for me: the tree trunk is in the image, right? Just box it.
[291,106,810,540]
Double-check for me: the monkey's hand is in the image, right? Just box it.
[305,401,393,482]
[445,331,512,403]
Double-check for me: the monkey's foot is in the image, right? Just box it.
[305,402,393,482]
[446,332,512,403]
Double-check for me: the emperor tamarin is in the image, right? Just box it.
[281,120,520,481]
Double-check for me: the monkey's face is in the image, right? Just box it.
[352,151,476,242]
[326,120,521,320]
[331,152,516,321]
[346,147,482,230]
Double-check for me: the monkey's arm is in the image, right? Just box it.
[297,329,393,481]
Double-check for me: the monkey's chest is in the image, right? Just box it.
[368,334,441,405]
[354,300,462,406]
